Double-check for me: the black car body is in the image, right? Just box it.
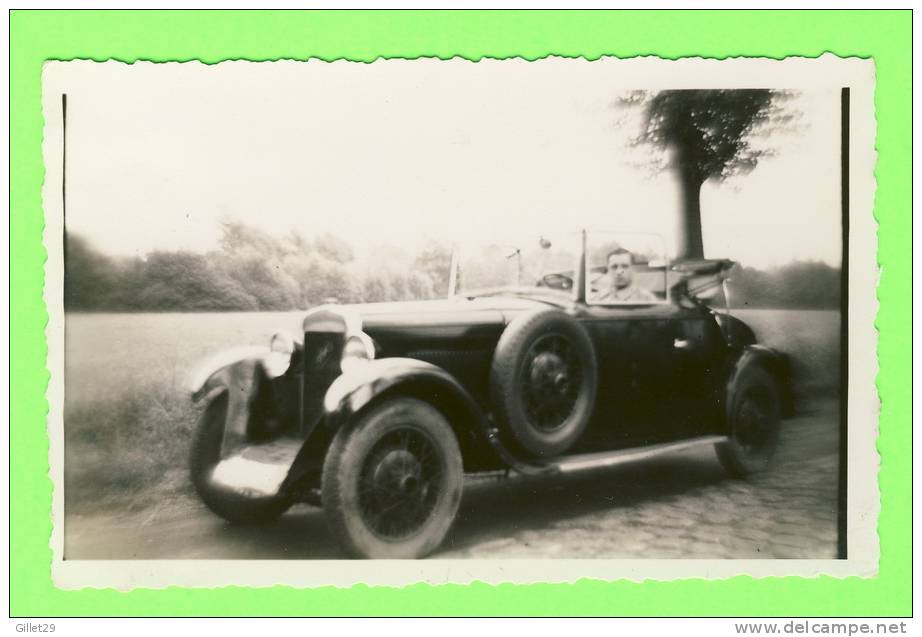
[188,233,791,558]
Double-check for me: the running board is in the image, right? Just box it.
[208,434,730,497]
[531,435,729,475]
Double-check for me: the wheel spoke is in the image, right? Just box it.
[357,427,444,540]
[519,333,583,433]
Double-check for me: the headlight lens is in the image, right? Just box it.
[340,333,375,373]
[270,330,296,355]
[265,330,296,378]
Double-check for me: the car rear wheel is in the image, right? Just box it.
[716,367,781,477]
[491,309,598,458]
[321,398,463,559]
[190,393,293,524]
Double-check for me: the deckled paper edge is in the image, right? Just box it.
[40,54,879,590]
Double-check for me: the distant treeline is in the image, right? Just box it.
[64,221,452,312]
[729,262,841,310]
[64,222,839,312]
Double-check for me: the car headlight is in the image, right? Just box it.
[341,333,375,374]
[264,330,296,378]
[270,330,296,354]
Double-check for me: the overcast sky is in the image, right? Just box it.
[51,59,842,269]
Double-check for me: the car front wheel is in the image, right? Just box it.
[321,398,463,559]
[716,367,782,477]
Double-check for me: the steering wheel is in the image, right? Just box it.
[539,273,574,291]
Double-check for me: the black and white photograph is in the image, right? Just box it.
[42,56,878,588]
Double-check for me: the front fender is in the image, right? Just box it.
[321,357,519,472]
[188,344,298,401]
[322,358,484,428]
[320,357,584,475]
[191,344,302,455]
[188,346,269,402]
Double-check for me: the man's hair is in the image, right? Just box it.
[606,247,633,264]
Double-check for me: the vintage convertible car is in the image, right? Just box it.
[187,231,791,558]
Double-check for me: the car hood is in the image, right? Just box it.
[336,295,564,354]
[300,294,571,355]
[346,295,564,328]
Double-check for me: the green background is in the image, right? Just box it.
[10,10,911,616]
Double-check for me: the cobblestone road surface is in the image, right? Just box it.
[65,398,840,560]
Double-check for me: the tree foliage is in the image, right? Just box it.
[64,221,836,312]
[637,90,776,182]
[626,89,793,260]
[64,222,454,312]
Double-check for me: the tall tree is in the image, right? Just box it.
[631,89,784,260]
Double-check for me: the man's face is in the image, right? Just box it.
[608,253,633,290]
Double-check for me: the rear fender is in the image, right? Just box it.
[727,345,794,419]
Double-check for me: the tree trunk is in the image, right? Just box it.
[676,168,704,260]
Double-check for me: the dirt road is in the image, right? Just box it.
[64,398,840,560]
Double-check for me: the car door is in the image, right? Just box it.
[577,303,684,446]
[667,308,726,436]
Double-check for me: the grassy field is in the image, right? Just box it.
[63,308,840,514]
[64,311,306,513]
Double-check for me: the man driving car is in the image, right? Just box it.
[595,247,658,303]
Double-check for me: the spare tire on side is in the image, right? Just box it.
[490,309,598,458]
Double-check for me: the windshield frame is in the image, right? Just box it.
[447,233,584,302]
[447,230,684,306]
